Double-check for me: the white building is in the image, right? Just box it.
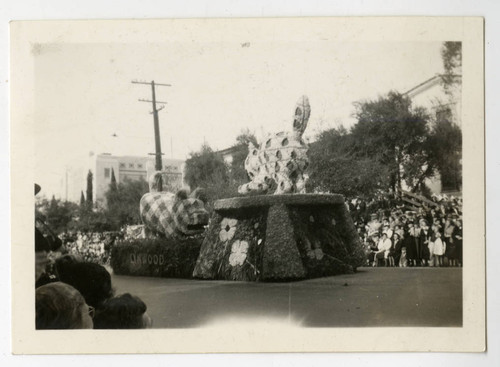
[403,74,462,129]
[403,74,462,194]
[95,154,185,206]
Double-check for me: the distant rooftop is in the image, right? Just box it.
[403,74,462,98]
[96,153,184,163]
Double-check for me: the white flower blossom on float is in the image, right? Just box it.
[229,240,249,267]
[219,218,238,242]
[76,236,83,249]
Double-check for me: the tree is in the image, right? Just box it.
[110,168,117,190]
[431,41,462,192]
[86,170,93,208]
[235,128,258,147]
[307,92,439,197]
[441,41,462,94]
[184,143,232,202]
[36,196,80,234]
[105,177,150,229]
[351,91,431,193]
[80,191,85,207]
[109,168,118,197]
[307,126,390,197]
[427,108,462,192]
[72,169,119,232]
[229,129,258,188]
[74,208,115,233]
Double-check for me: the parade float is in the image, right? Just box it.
[112,96,365,281]
[192,96,365,281]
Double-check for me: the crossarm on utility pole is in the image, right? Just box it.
[138,99,168,104]
[132,80,172,87]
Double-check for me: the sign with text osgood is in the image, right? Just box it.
[111,237,203,278]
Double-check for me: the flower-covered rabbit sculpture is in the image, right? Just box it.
[238,95,311,195]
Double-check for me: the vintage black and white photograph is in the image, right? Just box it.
[10,17,485,353]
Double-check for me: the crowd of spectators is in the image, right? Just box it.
[59,231,123,266]
[348,192,463,268]
[35,248,153,329]
[58,226,144,266]
[35,213,152,329]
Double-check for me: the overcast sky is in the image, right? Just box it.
[33,40,444,201]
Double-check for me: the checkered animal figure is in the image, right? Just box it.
[238,95,311,195]
[140,185,209,238]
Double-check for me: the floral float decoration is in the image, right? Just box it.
[193,96,366,281]
[219,218,238,242]
[229,240,249,267]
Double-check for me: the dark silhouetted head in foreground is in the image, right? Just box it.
[93,293,152,329]
[36,282,93,329]
[55,261,114,309]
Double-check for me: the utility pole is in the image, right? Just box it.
[131,80,171,171]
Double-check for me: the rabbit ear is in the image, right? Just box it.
[292,95,311,136]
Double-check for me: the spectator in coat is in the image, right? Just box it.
[406,222,420,266]
[453,219,463,267]
[444,217,457,266]
[367,234,380,266]
[419,220,431,266]
[392,233,404,267]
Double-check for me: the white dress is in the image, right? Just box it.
[433,238,446,256]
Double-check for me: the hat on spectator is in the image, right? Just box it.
[35,228,51,252]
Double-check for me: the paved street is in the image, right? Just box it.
[111,268,462,328]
